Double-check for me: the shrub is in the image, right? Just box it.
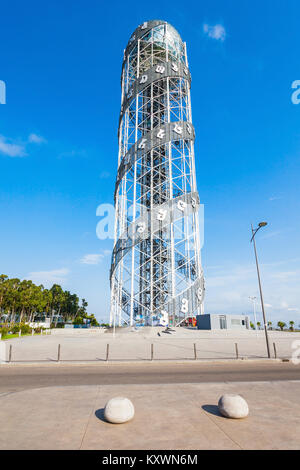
[0,327,9,337]
[50,322,64,329]
[11,324,20,334]
[20,324,31,335]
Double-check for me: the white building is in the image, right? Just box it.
[196,314,250,330]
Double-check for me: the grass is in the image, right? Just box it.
[1,332,42,340]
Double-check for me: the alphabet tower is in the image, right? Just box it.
[110,20,204,327]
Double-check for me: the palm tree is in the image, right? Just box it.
[268,321,272,330]
[257,321,261,330]
[277,321,286,331]
[289,321,295,332]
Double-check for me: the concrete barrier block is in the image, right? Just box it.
[218,394,249,419]
[104,397,135,424]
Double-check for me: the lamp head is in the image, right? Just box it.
[258,221,267,227]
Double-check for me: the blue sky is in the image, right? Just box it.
[0,0,299,325]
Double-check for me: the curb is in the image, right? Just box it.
[0,357,288,367]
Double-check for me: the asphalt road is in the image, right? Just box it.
[0,360,299,392]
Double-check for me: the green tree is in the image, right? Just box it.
[6,278,21,322]
[0,274,97,327]
[86,314,99,327]
[0,275,8,313]
[50,284,65,324]
[277,321,286,331]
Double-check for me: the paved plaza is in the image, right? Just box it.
[0,379,299,450]
[1,328,299,450]
[1,328,299,362]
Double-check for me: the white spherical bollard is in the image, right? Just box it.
[218,394,249,419]
[104,397,135,424]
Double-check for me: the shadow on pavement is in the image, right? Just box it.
[202,404,224,417]
[95,408,106,423]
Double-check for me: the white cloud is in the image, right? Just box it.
[99,171,111,179]
[204,261,300,324]
[271,271,300,282]
[203,23,226,42]
[260,230,283,240]
[28,268,69,286]
[80,251,111,265]
[0,132,46,158]
[28,133,47,144]
[0,135,26,157]
[80,254,104,265]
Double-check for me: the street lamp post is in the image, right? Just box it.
[249,296,258,338]
[251,222,271,358]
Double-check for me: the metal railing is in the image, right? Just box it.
[0,340,283,363]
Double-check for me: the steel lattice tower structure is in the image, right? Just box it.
[110,20,205,327]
